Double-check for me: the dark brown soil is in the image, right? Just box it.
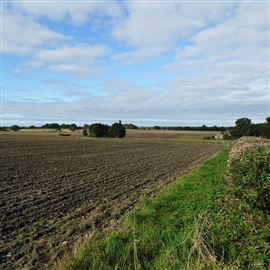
[0,132,225,269]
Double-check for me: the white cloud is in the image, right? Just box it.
[2,6,70,56]
[111,2,237,63]
[175,2,269,62]
[23,61,45,68]
[7,1,123,26]
[34,44,110,76]
[47,64,103,75]
[161,2,269,120]
[35,44,110,63]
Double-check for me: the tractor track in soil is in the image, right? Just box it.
[0,132,225,269]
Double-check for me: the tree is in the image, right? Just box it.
[235,117,252,126]
[82,129,88,136]
[42,123,60,129]
[109,121,126,138]
[69,123,77,132]
[124,123,138,129]
[10,125,20,131]
[257,123,270,139]
[60,123,68,129]
[231,117,252,138]
[89,123,110,137]
[266,117,270,125]
[83,124,89,130]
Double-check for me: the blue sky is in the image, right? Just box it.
[1,0,269,127]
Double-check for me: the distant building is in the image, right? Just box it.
[215,133,223,140]
[215,130,231,140]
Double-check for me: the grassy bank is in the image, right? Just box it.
[60,140,270,269]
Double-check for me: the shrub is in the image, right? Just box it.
[69,123,77,131]
[227,137,270,211]
[10,125,20,131]
[108,121,126,138]
[124,123,138,129]
[89,123,110,137]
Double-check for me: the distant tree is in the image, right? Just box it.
[212,125,220,131]
[89,123,110,137]
[153,126,161,130]
[83,124,89,130]
[201,125,208,131]
[231,117,252,138]
[249,124,260,137]
[69,123,77,132]
[29,125,35,129]
[60,123,68,129]
[109,121,126,138]
[257,123,270,139]
[42,123,49,128]
[51,123,60,129]
[82,129,88,136]
[42,123,60,129]
[124,123,138,129]
[235,117,252,126]
[0,126,7,131]
[10,125,20,131]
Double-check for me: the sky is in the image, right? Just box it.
[1,0,269,127]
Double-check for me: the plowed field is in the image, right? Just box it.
[0,132,225,269]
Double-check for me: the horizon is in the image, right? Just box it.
[4,118,269,129]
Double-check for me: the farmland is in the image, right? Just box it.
[0,131,225,269]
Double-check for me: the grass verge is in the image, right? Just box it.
[59,143,269,269]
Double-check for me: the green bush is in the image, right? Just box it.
[228,144,270,211]
[10,125,20,131]
[82,129,88,136]
[213,138,270,268]
[227,137,270,211]
[89,123,110,137]
[108,121,126,138]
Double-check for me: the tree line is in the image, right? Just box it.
[230,117,270,139]
[1,117,269,139]
[83,121,126,138]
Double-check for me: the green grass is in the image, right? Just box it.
[60,142,270,269]
[60,147,233,270]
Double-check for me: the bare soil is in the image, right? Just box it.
[125,129,217,139]
[0,132,225,269]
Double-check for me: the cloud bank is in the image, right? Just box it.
[2,1,269,126]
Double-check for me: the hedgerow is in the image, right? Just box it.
[227,137,270,211]
[212,137,270,269]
